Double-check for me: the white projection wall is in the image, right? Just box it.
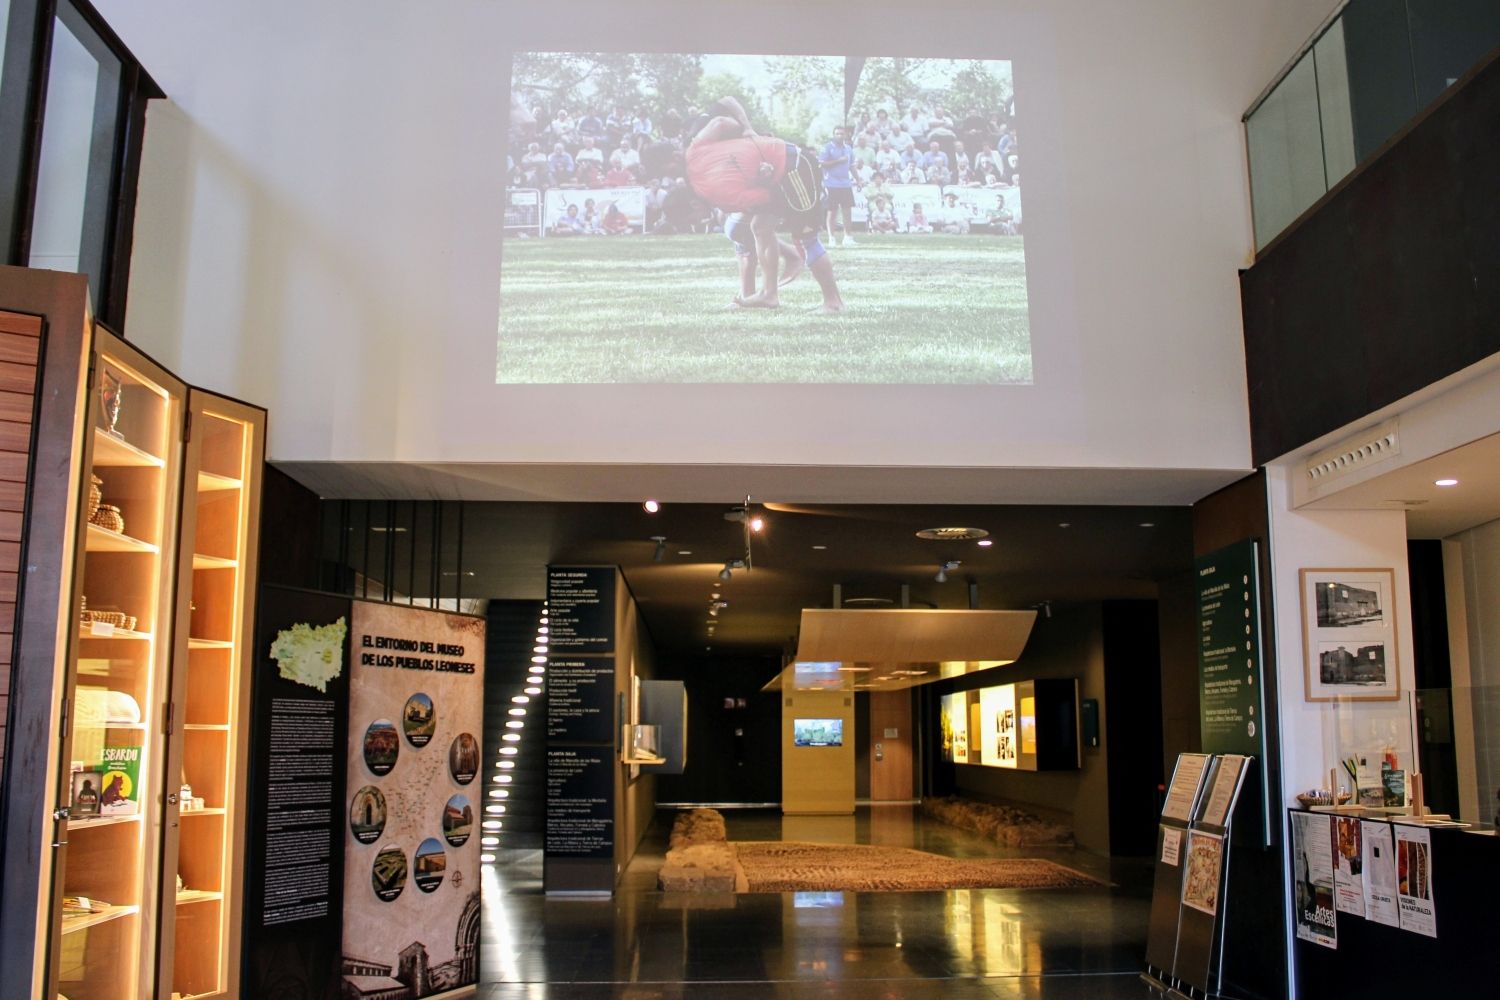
[100,0,1331,491]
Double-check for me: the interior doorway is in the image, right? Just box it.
[868,689,915,802]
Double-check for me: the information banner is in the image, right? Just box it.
[547,566,616,652]
[1394,824,1437,937]
[245,586,353,999]
[545,745,615,859]
[546,657,616,743]
[342,600,486,998]
[1195,541,1268,843]
[1292,811,1338,949]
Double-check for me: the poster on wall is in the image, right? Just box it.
[1292,812,1338,949]
[245,587,354,999]
[342,600,486,998]
[1332,817,1366,916]
[978,684,1017,768]
[1394,824,1437,938]
[940,692,969,763]
[1360,820,1400,927]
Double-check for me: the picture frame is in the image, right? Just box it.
[1300,568,1399,702]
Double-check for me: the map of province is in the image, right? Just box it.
[270,617,348,692]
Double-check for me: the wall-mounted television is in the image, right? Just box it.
[793,719,844,747]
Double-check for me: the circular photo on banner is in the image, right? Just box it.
[371,845,407,902]
[349,785,387,844]
[448,732,479,785]
[403,693,436,748]
[442,794,473,847]
[414,837,447,893]
[363,719,399,776]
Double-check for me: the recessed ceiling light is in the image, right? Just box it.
[643,499,660,513]
[1435,478,1459,487]
[976,539,993,547]
[1139,522,1155,528]
[678,550,693,555]
[812,545,827,550]
[711,592,721,600]
[1058,522,1071,528]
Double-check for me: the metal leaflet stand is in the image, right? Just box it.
[1170,754,1253,1000]
[1142,752,1214,992]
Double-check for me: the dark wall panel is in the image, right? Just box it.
[259,464,322,589]
[1242,46,1500,464]
[652,653,783,805]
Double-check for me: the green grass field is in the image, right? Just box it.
[497,233,1032,383]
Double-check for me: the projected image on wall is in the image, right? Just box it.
[500,52,1030,383]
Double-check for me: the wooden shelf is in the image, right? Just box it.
[192,553,237,570]
[188,637,233,650]
[92,428,164,468]
[69,813,144,830]
[86,522,159,554]
[62,902,140,934]
[174,890,223,906]
[180,807,226,817]
[78,625,153,642]
[196,470,241,492]
[183,724,229,732]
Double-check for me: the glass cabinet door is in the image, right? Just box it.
[50,329,185,1000]
[158,391,263,999]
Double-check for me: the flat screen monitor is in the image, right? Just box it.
[793,718,844,747]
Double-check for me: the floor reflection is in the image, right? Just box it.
[479,808,1156,998]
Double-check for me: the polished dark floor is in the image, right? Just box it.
[479,807,1165,998]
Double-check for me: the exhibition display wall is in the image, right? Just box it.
[939,678,1077,771]
[245,587,485,999]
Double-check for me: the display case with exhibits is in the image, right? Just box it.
[13,313,267,999]
[158,391,265,998]
[53,331,186,1000]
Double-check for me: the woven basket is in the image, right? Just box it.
[91,504,124,533]
[87,475,103,521]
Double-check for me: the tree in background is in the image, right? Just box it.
[947,61,1012,118]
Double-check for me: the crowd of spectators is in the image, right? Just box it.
[508,95,1020,236]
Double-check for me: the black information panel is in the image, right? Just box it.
[545,746,615,860]
[547,657,615,743]
[1196,540,1268,844]
[244,586,353,1000]
[547,566,615,652]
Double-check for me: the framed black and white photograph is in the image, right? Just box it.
[1301,569,1399,702]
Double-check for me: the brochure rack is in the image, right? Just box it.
[1142,752,1252,999]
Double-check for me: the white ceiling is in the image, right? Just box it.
[1301,430,1500,538]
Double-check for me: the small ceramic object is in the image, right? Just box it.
[87,476,103,521]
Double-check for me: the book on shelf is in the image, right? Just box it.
[98,744,142,816]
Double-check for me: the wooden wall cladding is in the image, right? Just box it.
[0,310,43,791]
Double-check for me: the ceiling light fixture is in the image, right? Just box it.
[1139,522,1155,528]
[1435,478,1459,487]
[651,535,667,562]
[976,539,993,547]
[643,499,660,513]
[935,560,961,583]
[812,544,827,550]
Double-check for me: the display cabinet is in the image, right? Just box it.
[0,278,268,1000]
[52,329,186,1000]
[157,391,263,999]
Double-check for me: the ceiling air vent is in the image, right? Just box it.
[915,526,989,541]
[1303,419,1400,487]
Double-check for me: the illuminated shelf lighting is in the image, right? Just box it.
[505,721,523,729]
[499,747,518,756]
[480,853,496,864]
[524,687,542,695]
[85,523,159,554]
[507,708,525,717]
[498,761,515,770]
[495,775,512,783]
[481,836,500,846]
[502,734,520,742]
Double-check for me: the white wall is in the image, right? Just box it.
[97,0,1330,482]
[1262,464,1415,998]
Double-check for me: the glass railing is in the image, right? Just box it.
[1245,0,1500,252]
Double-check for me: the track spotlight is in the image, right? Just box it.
[651,536,667,562]
[748,515,765,533]
[643,499,660,513]
[935,560,961,583]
